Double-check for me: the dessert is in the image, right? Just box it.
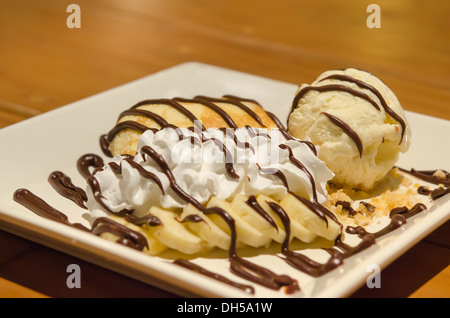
[11,76,449,295]
[288,68,411,191]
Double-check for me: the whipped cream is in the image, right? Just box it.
[86,127,334,219]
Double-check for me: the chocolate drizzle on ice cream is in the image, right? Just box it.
[320,112,363,157]
[289,72,407,154]
[318,74,407,144]
[288,68,412,190]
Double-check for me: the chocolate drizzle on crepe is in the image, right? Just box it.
[101,95,272,157]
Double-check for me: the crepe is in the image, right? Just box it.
[103,95,279,157]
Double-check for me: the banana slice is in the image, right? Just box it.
[206,196,272,248]
[279,194,341,241]
[101,215,168,255]
[231,194,286,244]
[257,194,317,243]
[97,191,341,254]
[181,203,231,251]
[147,206,212,255]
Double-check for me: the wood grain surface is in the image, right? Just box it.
[0,0,449,298]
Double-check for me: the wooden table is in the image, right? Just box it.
[0,0,449,298]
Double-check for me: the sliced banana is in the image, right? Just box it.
[147,206,212,254]
[231,194,286,244]
[206,196,272,248]
[257,194,317,243]
[279,193,341,241]
[181,203,231,251]
[98,190,341,254]
[102,215,168,255]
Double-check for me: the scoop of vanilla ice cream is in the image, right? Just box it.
[288,68,411,190]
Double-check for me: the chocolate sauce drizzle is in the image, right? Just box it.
[398,168,450,201]
[246,195,278,231]
[174,97,238,129]
[360,201,376,213]
[13,188,90,232]
[291,84,381,114]
[109,157,165,194]
[345,203,427,239]
[420,186,450,201]
[219,127,255,154]
[118,108,169,127]
[87,175,134,217]
[91,217,149,251]
[173,258,255,294]
[256,164,289,192]
[132,99,207,131]
[429,187,450,201]
[321,112,363,158]
[13,185,152,252]
[48,171,87,209]
[99,135,112,157]
[267,201,346,276]
[107,121,157,144]
[289,191,341,229]
[289,73,409,155]
[195,95,266,127]
[101,95,273,157]
[389,203,427,220]
[137,144,300,293]
[319,74,407,144]
[124,213,163,227]
[279,144,319,202]
[398,168,450,187]
[335,200,358,217]
[209,138,240,179]
[77,153,104,180]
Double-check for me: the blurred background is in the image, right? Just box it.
[1,0,449,127]
[0,0,449,297]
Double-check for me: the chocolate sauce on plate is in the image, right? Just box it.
[48,171,87,209]
[77,153,104,179]
[91,217,149,251]
[398,168,450,201]
[173,258,255,294]
[13,188,90,232]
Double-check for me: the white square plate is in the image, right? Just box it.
[0,62,449,297]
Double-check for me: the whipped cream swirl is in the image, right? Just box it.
[86,127,334,219]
